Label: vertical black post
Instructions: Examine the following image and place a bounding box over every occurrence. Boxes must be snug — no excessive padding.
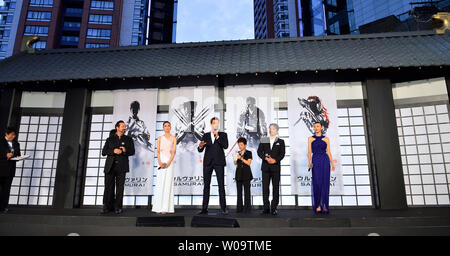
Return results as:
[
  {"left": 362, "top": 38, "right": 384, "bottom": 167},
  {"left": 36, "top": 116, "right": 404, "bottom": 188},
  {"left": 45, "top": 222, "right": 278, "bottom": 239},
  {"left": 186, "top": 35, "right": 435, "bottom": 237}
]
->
[
  {"left": 445, "top": 76, "right": 450, "bottom": 99},
  {"left": 0, "top": 87, "right": 22, "bottom": 131},
  {"left": 362, "top": 79, "right": 407, "bottom": 210},
  {"left": 53, "top": 87, "right": 91, "bottom": 209},
  {"left": 445, "top": 77, "right": 450, "bottom": 115}
]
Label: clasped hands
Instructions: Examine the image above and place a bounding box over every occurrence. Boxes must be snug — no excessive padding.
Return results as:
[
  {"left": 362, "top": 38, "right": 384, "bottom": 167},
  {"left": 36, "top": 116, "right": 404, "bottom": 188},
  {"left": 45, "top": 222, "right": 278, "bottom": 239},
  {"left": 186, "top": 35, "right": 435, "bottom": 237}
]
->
[
  {"left": 265, "top": 156, "right": 276, "bottom": 164},
  {"left": 113, "top": 146, "right": 126, "bottom": 155}
]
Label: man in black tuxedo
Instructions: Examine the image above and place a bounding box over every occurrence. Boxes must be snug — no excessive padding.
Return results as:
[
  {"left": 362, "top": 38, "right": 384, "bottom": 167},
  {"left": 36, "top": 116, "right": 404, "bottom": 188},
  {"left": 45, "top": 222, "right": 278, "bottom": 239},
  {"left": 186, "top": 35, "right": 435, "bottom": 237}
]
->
[
  {"left": 257, "top": 123, "right": 285, "bottom": 215},
  {"left": 101, "top": 120, "right": 135, "bottom": 214},
  {"left": 197, "top": 117, "right": 229, "bottom": 215},
  {"left": 0, "top": 127, "right": 21, "bottom": 214}
]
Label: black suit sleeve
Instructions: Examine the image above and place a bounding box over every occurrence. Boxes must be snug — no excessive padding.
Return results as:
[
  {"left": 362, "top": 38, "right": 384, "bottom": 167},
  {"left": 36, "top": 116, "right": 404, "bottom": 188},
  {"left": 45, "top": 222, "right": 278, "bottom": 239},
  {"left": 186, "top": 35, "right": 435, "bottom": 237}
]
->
[
  {"left": 124, "top": 137, "right": 135, "bottom": 156},
  {"left": 198, "top": 133, "right": 206, "bottom": 152},
  {"left": 102, "top": 138, "right": 115, "bottom": 156},
  {"left": 257, "top": 142, "right": 265, "bottom": 160},
  {"left": 14, "top": 142, "right": 21, "bottom": 157},
  {"left": 216, "top": 132, "right": 228, "bottom": 149},
  {"left": 274, "top": 140, "right": 285, "bottom": 163},
  {"left": 0, "top": 142, "right": 7, "bottom": 160}
]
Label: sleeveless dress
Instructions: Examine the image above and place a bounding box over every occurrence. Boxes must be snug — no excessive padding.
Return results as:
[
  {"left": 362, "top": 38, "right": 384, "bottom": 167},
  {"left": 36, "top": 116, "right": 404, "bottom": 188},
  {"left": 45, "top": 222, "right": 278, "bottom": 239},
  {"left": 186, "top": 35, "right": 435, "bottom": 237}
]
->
[
  {"left": 311, "top": 135, "right": 331, "bottom": 213},
  {"left": 152, "top": 135, "right": 175, "bottom": 213}
]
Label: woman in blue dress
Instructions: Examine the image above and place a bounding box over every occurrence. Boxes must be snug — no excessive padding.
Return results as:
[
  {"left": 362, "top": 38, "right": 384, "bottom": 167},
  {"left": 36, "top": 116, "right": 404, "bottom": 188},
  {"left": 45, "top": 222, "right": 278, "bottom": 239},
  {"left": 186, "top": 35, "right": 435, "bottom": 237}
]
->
[{"left": 308, "top": 122, "right": 335, "bottom": 214}]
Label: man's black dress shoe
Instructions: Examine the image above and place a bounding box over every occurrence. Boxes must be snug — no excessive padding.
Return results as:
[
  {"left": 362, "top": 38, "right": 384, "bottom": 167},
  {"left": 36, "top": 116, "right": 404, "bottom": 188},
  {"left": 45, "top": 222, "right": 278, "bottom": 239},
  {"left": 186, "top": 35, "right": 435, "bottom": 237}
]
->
[
  {"left": 261, "top": 209, "right": 270, "bottom": 214},
  {"left": 198, "top": 209, "right": 208, "bottom": 215},
  {"left": 271, "top": 209, "right": 278, "bottom": 215},
  {"left": 221, "top": 209, "right": 229, "bottom": 215},
  {"left": 115, "top": 208, "right": 123, "bottom": 214}
]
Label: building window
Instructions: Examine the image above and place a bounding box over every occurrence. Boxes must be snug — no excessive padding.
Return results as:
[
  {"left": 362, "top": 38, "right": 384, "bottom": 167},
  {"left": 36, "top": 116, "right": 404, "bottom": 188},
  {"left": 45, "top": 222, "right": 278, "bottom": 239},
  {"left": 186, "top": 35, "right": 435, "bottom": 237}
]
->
[
  {"left": 88, "top": 14, "right": 113, "bottom": 25},
  {"left": 10, "top": 115, "right": 63, "bottom": 206},
  {"left": 87, "top": 28, "right": 111, "bottom": 39},
  {"left": 63, "top": 21, "right": 81, "bottom": 29},
  {"left": 90, "top": 0, "right": 114, "bottom": 11},
  {"left": 32, "top": 41, "right": 47, "bottom": 49},
  {"left": 61, "top": 36, "right": 79, "bottom": 42},
  {"left": 6, "top": 14, "right": 13, "bottom": 24},
  {"left": 65, "top": 8, "right": 83, "bottom": 15},
  {"left": 26, "top": 11, "right": 51, "bottom": 21},
  {"left": 24, "top": 26, "right": 49, "bottom": 36},
  {"left": 29, "top": 0, "right": 53, "bottom": 8},
  {"left": 0, "top": 29, "right": 10, "bottom": 39},
  {"left": 85, "top": 43, "right": 109, "bottom": 48},
  {"left": 0, "top": 43, "right": 7, "bottom": 52},
  {"left": 396, "top": 104, "right": 450, "bottom": 206},
  {"left": 394, "top": 78, "right": 450, "bottom": 206}
]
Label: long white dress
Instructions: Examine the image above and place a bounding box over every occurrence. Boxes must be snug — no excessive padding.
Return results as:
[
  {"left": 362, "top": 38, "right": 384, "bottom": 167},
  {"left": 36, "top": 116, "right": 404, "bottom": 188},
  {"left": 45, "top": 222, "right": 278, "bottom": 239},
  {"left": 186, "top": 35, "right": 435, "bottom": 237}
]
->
[{"left": 152, "top": 135, "right": 175, "bottom": 213}]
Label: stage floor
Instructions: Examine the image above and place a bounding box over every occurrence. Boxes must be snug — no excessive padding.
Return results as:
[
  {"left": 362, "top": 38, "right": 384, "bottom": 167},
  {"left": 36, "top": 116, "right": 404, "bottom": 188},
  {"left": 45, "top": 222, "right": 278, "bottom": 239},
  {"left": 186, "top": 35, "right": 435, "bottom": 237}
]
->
[{"left": 1, "top": 207, "right": 449, "bottom": 236}]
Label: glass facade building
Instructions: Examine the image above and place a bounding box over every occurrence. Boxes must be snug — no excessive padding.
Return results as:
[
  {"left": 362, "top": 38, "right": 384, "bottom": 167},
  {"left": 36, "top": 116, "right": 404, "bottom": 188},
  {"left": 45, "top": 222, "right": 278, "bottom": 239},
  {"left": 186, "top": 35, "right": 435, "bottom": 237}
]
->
[{"left": 254, "top": 0, "right": 450, "bottom": 38}]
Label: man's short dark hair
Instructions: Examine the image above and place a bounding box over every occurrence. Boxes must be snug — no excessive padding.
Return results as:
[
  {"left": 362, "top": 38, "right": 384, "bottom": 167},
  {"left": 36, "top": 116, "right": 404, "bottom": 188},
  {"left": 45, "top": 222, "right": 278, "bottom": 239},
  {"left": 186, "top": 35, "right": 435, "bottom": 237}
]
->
[
  {"left": 313, "top": 121, "right": 322, "bottom": 127},
  {"left": 210, "top": 117, "right": 219, "bottom": 124},
  {"left": 5, "top": 127, "right": 17, "bottom": 135},
  {"left": 269, "top": 123, "right": 279, "bottom": 131},
  {"left": 115, "top": 120, "right": 125, "bottom": 128},
  {"left": 237, "top": 137, "right": 247, "bottom": 145}
]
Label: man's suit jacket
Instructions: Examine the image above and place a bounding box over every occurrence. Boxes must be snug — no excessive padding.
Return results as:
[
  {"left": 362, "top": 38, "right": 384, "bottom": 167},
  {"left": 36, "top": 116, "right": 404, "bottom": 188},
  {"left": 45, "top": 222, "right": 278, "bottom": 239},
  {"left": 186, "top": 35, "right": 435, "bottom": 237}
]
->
[
  {"left": 0, "top": 137, "right": 21, "bottom": 177},
  {"left": 197, "top": 131, "right": 228, "bottom": 167},
  {"left": 257, "top": 137, "right": 285, "bottom": 171},
  {"left": 102, "top": 134, "right": 135, "bottom": 174}
]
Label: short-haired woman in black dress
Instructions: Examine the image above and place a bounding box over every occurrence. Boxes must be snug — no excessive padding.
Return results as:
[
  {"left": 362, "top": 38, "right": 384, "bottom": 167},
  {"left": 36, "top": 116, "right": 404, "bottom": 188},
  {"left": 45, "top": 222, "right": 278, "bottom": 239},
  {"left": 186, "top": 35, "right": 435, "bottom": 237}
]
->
[{"left": 234, "top": 137, "right": 253, "bottom": 213}]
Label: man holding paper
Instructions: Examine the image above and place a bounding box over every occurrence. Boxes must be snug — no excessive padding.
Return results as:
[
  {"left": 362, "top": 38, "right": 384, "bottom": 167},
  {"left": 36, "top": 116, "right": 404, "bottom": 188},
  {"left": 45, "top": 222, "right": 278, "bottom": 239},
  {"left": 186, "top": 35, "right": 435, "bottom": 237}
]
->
[{"left": 0, "top": 127, "right": 21, "bottom": 214}]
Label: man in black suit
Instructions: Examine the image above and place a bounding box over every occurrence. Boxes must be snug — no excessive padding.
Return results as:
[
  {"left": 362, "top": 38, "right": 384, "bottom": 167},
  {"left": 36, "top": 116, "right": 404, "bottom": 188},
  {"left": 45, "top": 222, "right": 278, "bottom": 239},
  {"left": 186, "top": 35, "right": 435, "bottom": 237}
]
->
[
  {"left": 197, "top": 117, "right": 229, "bottom": 215},
  {"left": 0, "top": 127, "right": 21, "bottom": 214},
  {"left": 257, "top": 123, "right": 285, "bottom": 215},
  {"left": 101, "top": 120, "right": 135, "bottom": 214}
]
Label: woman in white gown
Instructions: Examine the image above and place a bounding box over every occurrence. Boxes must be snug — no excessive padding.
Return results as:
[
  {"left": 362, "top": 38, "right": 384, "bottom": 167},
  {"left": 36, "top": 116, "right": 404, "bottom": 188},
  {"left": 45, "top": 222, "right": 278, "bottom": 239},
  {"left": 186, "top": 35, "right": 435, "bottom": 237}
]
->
[{"left": 152, "top": 121, "right": 177, "bottom": 214}]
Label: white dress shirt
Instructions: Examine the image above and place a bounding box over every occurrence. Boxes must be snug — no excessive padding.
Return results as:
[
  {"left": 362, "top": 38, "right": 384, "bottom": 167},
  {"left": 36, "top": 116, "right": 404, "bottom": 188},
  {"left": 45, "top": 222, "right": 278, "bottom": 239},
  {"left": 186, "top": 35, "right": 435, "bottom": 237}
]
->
[
  {"left": 269, "top": 136, "right": 277, "bottom": 150},
  {"left": 5, "top": 137, "right": 13, "bottom": 150},
  {"left": 211, "top": 131, "right": 219, "bottom": 143}
]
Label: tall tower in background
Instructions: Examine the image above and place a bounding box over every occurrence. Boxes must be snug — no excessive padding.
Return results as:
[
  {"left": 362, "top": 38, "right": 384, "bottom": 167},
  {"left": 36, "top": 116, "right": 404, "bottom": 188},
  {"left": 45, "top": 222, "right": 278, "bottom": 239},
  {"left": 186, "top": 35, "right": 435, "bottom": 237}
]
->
[
  {"left": 254, "top": 0, "right": 450, "bottom": 39},
  {"left": 120, "top": 0, "right": 176, "bottom": 46},
  {"left": 254, "top": 0, "right": 356, "bottom": 39},
  {"left": 0, "top": 0, "right": 176, "bottom": 59},
  {"left": 0, "top": 0, "right": 24, "bottom": 59}
]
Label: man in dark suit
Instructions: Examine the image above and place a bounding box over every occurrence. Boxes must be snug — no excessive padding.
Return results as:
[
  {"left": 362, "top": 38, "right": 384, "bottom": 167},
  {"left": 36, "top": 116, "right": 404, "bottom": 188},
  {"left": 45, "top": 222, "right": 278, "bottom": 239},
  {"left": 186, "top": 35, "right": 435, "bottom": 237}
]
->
[
  {"left": 257, "top": 123, "right": 285, "bottom": 215},
  {"left": 101, "top": 120, "right": 135, "bottom": 214},
  {"left": 0, "top": 127, "right": 21, "bottom": 214},
  {"left": 197, "top": 117, "right": 229, "bottom": 215}
]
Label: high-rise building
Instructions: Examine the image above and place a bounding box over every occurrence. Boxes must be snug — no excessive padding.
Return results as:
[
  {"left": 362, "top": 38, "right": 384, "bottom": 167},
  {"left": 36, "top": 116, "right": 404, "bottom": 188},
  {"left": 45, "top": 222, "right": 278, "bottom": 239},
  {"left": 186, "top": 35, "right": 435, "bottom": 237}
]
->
[
  {"left": 0, "top": 0, "right": 176, "bottom": 59},
  {"left": 146, "top": 0, "right": 176, "bottom": 44},
  {"left": 119, "top": 0, "right": 176, "bottom": 46},
  {"left": 254, "top": 0, "right": 356, "bottom": 39},
  {"left": 355, "top": 0, "right": 450, "bottom": 34},
  {"left": 0, "top": 0, "right": 24, "bottom": 59},
  {"left": 254, "top": 0, "right": 450, "bottom": 39}
]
